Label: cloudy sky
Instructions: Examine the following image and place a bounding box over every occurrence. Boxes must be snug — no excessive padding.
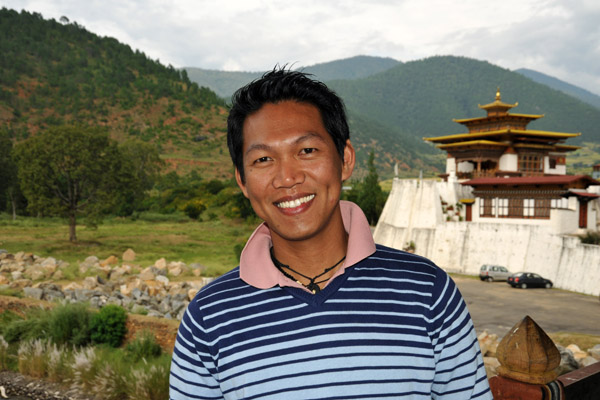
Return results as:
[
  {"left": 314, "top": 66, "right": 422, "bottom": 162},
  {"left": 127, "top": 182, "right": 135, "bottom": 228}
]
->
[{"left": 4, "top": 0, "right": 600, "bottom": 95}]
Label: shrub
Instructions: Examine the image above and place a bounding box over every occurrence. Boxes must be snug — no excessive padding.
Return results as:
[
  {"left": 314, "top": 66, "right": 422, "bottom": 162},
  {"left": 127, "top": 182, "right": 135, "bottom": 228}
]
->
[
  {"left": 125, "top": 330, "right": 162, "bottom": 362},
  {"left": 128, "top": 356, "right": 171, "bottom": 400},
  {"left": 183, "top": 199, "right": 206, "bottom": 220},
  {"left": 0, "top": 335, "right": 9, "bottom": 370},
  {"left": 46, "top": 343, "right": 72, "bottom": 383},
  {"left": 580, "top": 231, "right": 600, "bottom": 245},
  {"left": 48, "top": 303, "right": 92, "bottom": 347},
  {"left": 18, "top": 339, "right": 47, "bottom": 378},
  {"left": 90, "top": 305, "right": 127, "bottom": 348}
]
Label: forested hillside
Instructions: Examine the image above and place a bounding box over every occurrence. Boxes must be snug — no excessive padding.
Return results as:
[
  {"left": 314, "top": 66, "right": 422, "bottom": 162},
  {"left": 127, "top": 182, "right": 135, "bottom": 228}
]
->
[
  {"left": 184, "top": 55, "right": 401, "bottom": 99},
  {"left": 0, "top": 8, "right": 231, "bottom": 178},
  {"left": 329, "top": 56, "right": 600, "bottom": 144},
  {"left": 516, "top": 68, "right": 600, "bottom": 110}
]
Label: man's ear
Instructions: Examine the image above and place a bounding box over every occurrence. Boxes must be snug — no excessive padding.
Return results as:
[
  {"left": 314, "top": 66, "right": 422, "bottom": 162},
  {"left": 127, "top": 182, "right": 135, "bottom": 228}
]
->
[
  {"left": 235, "top": 168, "right": 249, "bottom": 198},
  {"left": 341, "top": 139, "right": 356, "bottom": 181}
]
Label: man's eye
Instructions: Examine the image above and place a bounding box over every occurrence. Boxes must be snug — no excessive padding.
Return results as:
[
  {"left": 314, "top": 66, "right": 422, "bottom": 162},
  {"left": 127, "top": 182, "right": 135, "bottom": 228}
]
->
[
  {"left": 254, "top": 156, "right": 271, "bottom": 164},
  {"left": 301, "top": 148, "right": 317, "bottom": 155}
]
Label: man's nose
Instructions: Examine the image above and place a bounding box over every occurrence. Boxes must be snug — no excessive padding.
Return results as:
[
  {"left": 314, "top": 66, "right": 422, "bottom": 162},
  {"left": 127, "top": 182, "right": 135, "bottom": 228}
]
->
[{"left": 273, "top": 158, "right": 304, "bottom": 188}]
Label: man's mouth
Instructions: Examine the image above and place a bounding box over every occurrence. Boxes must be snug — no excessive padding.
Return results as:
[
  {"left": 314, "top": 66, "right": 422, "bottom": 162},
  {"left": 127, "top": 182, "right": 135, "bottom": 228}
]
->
[{"left": 276, "top": 194, "right": 315, "bottom": 209}]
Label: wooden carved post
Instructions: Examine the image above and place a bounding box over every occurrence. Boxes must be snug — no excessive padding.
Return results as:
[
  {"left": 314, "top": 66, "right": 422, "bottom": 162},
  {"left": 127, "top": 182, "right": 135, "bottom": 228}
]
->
[{"left": 489, "top": 315, "right": 562, "bottom": 399}]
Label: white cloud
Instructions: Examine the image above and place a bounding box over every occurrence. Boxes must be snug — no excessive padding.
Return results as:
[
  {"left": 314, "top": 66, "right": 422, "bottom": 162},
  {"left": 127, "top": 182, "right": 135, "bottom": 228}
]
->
[{"left": 2, "top": 0, "right": 600, "bottom": 94}]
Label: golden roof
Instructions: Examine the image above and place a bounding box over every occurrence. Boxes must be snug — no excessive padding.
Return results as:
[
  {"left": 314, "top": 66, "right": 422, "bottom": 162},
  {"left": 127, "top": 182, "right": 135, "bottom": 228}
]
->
[
  {"left": 424, "top": 128, "right": 581, "bottom": 143},
  {"left": 478, "top": 88, "right": 518, "bottom": 110},
  {"left": 453, "top": 113, "right": 544, "bottom": 124},
  {"left": 437, "top": 140, "right": 508, "bottom": 149}
]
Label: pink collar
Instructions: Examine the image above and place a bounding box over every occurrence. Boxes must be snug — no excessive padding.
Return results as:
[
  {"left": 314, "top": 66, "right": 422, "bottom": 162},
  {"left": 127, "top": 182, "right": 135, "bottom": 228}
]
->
[{"left": 239, "top": 200, "right": 376, "bottom": 290}]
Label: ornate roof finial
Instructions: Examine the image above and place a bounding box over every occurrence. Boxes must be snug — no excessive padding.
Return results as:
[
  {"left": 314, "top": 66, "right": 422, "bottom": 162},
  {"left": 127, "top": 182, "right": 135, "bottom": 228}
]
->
[{"left": 496, "top": 87, "right": 501, "bottom": 101}]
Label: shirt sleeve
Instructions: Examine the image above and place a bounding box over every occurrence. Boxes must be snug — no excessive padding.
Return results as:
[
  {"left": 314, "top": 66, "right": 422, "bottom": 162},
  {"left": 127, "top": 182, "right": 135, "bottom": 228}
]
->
[
  {"left": 427, "top": 271, "right": 493, "bottom": 399},
  {"left": 169, "top": 304, "right": 224, "bottom": 400}
]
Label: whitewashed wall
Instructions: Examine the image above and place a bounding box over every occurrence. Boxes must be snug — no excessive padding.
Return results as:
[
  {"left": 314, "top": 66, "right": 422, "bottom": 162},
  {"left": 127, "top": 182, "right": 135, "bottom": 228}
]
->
[{"left": 374, "top": 179, "right": 600, "bottom": 296}]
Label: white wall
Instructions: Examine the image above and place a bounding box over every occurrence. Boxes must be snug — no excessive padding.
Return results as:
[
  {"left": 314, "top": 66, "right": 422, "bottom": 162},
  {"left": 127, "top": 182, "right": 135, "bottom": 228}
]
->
[
  {"left": 374, "top": 178, "right": 600, "bottom": 296},
  {"left": 499, "top": 153, "right": 518, "bottom": 172}
]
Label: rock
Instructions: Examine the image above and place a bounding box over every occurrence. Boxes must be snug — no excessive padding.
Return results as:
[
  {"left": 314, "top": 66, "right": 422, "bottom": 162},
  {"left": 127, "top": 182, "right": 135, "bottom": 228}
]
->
[
  {"left": 588, "top": 344, "right": 600, "bottom": 360},
  {"left": 10, "top": 271, "right": 22, "bottom": 280},
  {"left": 168, "top": 265, "right": 184, "bottom": 277},
  {"left": 146, "top": 280, "right": 164, "bottom": 297},
  {"left": 155, "top": 258, "right": 167, "bottom": 270},
  {"left": 139, "top": 268, "right": 155, "bottom": 281},
  {"left": 0, "top": 274, "right": 7, "bottom": 284},
  {"left": 188, "top": 288, "right": 199, "bottom": 301},
  {"left": 51, "top": 269, "right": 64, "bottom": 280},
  {"left": 23, "top": 287, "right": 43, "bottom": 300},
  {"left": 566, "top": 344, "right": 588, "bottom": 361},
  {"left": 483, "top": 356, "right": 500, "bottom": 378},
  {"left": 82, "top": 276, "right": 98, "bottom": 290},
  {"left": 44, "top": 289, "right": 65, "bottom": 302},
  {"left": 29, "top": 267, "right": 46, "bottom": 281},
  {"left": 100, "top": 255, "right": 119, "bottom": 267},
  {"left": 122, "top": 248, "right": 136, "bottom": 262},
  {"left": 580, "top": 356, "right": 599, "bottom": 367},
  {"left": 62, "top": 282, "right": 83, "bottom": 291},
  {"left": 156, "top": 275, "right": 170, "bottom": 286},
  {"left": 40, "top": 257, "right": 57, "bottom": 267},
  {"left": 556, "top": 345, "right": 579, "bottom": 375},
  {"left": 477, "top": 330, "right": 499, "bottom": 357}
]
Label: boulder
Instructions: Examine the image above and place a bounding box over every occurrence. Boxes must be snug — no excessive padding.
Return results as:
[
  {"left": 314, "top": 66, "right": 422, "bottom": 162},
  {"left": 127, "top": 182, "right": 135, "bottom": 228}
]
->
[
  {"left": 40, "top": 257, "right": 57, "bottom": 267},
  {"left": 100, "top": 255, "right": 119, "bottom": 267},
  {"left": 580, "top": 356, "right": 599, "bottom": 368},
  {"left": 11, "top": 271, "right": 22, "bottom": 280},
  {"left": 122, "top": 248, "right": 136, "bottom": 262},
  {"left": 139, "top": 267, "right": 155, "bottom": 281},
  {"left": 82, "top": 276, "right": 98, "bottom": 290},
  {"left": 566, "top": 344, "right": 588, "bottom": 362},
  {"left": 588, "top": 344, "right": 600, "bottom": 360},
  {"left": 556, "top": 345, "right": 579, "bottom": 375},
  {"left": 188, "top": 288, "right": 199, "bottom": 301},
  {"left": 477, "top": 331, "right": 499, "bottom": 357},
  {"left": 0, "top": 274, "right": 8, "bottom": 285},
  {"left": 155, "top": 258, "right": 167, "bottom": 270},
  {"left": 23, "top": 287, "right": 43, "bottom": 300},
  {"left": 483, "top": 356, "right": 500, "bottom": 378},
  {"left": 156, "top": 275, "right": 170, "bottom": 286}
]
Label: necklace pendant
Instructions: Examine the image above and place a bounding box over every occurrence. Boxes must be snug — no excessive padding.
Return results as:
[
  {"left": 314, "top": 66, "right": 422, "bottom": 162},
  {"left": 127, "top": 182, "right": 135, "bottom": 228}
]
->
[{"left": 307, "top": 282, "right": 320, "bottom": 294}]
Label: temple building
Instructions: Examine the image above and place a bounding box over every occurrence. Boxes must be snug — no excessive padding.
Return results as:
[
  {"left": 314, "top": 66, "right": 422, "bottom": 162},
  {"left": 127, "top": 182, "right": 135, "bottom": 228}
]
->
[
  {"left": 373, "top": 90, "right": 600, "bottom": 296},
  {"left": 423, "top": 89, "right": 600, "bottom": 230}
]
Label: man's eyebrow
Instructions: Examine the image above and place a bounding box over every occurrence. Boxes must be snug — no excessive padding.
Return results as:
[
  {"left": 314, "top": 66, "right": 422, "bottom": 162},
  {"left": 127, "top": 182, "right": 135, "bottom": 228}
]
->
[{"left": 244, "top": 132, "right": 326, "bottom": 156}]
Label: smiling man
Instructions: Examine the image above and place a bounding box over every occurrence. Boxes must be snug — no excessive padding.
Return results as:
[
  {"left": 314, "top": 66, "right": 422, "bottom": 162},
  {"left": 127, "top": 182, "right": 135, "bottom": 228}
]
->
[{"left": 169, "top": 68, "right": 492, "bottom": 399}]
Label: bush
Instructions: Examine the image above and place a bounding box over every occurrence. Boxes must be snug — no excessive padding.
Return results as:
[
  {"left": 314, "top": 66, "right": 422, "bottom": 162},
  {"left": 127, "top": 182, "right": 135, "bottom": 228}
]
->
[
  {"left": 183, "top": 199, "right": 206, "bottom": 220},
  {"left": 48, "top": 303, "right": 92, "bottom": 347},
  {"left": 125, "top": 330, "right": 162, "bottom": 362},
  {"left": 580, "top": 231, "right": 600, "bottom": 245},
  {"left": 90, "top": 305, "right": 127, "bottom": 348}
]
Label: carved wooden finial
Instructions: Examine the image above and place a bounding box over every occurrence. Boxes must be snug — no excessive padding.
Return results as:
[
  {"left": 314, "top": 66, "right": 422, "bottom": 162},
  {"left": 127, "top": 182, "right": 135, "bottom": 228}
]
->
[{"left": 496, "top": 315, "right": 561, "bottom": 384}]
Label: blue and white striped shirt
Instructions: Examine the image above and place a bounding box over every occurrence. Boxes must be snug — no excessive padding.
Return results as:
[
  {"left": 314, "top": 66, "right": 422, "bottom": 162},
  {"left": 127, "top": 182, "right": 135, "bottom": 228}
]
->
[{"left": 170, "top": 245, "right": 492, "bottom": 399}]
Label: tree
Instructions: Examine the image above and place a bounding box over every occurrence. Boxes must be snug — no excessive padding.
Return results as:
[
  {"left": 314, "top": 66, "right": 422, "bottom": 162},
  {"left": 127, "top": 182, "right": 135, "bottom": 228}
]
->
[
  {"left": 14, "top": 125, "right": 123, "bottom": 242},
  {"left": 113, "top": 139, "right": 163, "bottom": 216},
  {"left": 348, "top": 150, "right": 386, "bottom": 226},
  {"left": 0, "top": 131, "right": 22, "bottom": 219}
]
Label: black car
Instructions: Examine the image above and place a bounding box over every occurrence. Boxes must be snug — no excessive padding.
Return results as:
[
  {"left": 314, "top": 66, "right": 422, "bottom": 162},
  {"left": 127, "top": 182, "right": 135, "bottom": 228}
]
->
[{"left": 507, "top": 272, "right": 553, "bottom": 289}]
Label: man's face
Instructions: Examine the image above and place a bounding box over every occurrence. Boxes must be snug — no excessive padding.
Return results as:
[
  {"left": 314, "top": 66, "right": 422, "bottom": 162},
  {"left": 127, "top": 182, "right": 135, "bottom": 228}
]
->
[{"left": 236, "top": 100, "right": 355, "bottom": 243}]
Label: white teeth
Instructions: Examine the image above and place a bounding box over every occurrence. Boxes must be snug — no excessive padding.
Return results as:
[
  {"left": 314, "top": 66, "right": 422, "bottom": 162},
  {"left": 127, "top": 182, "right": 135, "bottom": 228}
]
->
[{"left": 277, "top": 195, "right": 315, "bottom": 209}]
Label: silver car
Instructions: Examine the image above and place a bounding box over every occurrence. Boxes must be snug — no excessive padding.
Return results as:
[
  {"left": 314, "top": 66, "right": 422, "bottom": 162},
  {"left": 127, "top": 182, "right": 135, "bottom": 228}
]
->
[{"left": 479, "top": 264, "right": 511, "bottom": 282}]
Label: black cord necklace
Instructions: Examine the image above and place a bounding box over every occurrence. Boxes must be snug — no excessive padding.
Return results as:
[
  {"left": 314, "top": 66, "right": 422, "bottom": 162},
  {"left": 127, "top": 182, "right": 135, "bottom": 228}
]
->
[{"left": 270, "top": 247, "right": 346, "bottom": 294}]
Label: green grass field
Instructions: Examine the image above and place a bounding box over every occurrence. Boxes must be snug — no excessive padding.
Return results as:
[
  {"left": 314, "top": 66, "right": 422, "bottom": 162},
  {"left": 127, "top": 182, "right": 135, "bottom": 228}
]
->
[{"left": 0, "top": 212, "right": 257, "bottom": 277}]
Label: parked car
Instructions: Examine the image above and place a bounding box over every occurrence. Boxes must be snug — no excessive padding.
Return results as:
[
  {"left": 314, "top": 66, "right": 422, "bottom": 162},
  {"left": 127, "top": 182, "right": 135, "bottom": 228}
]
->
[
  {"left": 507, "top": 272, "right": 553, "bottom": 289},
  {"left": 479, "top": 264, "right": 511, "bottom": 282}
]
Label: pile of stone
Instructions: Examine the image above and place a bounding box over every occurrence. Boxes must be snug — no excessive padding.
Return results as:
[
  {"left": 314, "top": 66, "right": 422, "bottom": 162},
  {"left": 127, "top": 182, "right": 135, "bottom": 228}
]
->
[
  {"left": 0, "top": 249, "right": 214, "bottom": 320},
  {"left": 477, "top": 330, "right": 600, "bottom": 378}
]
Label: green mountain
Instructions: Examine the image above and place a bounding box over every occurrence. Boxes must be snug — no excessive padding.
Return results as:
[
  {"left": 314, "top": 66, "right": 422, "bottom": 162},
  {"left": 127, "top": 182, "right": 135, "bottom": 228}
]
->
[
  {"left": 184, "top": 56, "right": 401, "bottom": 98},
  {"left": 515, "top": 68, "right": 600, "bottom": 110},
  {"left": 329, "top": 56, "right": 600, "bottom": 145},
  {"left": 0, "top": 8, "right": 232, "bottom": 179}
]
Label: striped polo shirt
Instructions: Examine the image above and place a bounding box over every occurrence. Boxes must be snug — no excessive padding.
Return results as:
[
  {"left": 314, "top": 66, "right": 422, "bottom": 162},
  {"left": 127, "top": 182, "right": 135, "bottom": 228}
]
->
[{"left": 170, "top": 202, "right": 492, "bottom": 399}]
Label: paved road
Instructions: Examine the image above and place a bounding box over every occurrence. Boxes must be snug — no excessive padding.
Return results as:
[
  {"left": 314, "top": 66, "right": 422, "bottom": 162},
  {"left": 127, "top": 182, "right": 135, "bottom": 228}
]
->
[{"left": 453, "top": 277, "right": 600, "bottom": 338}]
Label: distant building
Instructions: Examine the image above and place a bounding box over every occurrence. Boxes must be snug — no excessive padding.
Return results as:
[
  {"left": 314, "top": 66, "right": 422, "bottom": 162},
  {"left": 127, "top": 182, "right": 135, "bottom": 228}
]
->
[
  {"left": 422, "top": 89, "right": 599, "bottom": 230},
  {"left": 373, "top": 90, "right": 600, "bottom": 296}
]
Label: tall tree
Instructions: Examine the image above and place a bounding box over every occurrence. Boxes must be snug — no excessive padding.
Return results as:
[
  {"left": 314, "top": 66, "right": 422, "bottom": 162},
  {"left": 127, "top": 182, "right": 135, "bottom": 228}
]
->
[
  {"left": 351, "top": 150, "right": 386, "bottom": 225},
  {"left": 14, "top": 125, "right": 122, "bottom": 241},
  {"left": 0, "top": 131, "right": 22, "bottom": 219}
]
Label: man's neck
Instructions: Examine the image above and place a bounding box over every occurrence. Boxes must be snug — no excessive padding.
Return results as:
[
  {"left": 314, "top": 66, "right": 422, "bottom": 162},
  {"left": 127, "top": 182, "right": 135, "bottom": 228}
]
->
[{"left": 270, "top": 211, "right": 348, "bottom": 278}]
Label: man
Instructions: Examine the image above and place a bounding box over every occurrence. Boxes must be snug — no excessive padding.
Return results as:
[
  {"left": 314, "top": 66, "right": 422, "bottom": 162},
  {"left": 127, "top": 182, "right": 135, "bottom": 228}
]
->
[{"left": 170, "top": 68, "right": 492, "bottom": 399}]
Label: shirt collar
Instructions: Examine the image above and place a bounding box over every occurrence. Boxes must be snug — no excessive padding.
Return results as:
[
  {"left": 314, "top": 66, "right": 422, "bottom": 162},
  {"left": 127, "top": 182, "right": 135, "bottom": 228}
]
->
[{"left": 239, "top": 200, "right": 376, "bottom": 289}]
